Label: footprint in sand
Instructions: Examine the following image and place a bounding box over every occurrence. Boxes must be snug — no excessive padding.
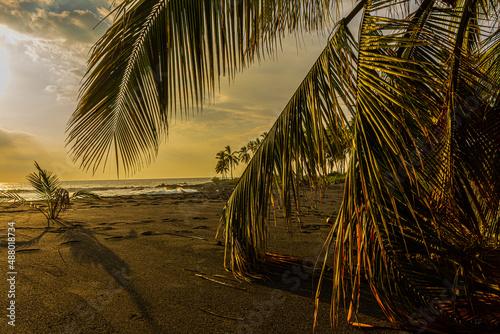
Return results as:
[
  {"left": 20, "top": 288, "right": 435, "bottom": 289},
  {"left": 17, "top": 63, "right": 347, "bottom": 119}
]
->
[
  {"left": 93, "top": 226, "right": 114, "bottom": 231},
  {"left": 161, "top": 218, "right": 180, "bottom": 222},
  {"left": 141, "top": 231, "right": 162, "bottom": 236},
  {"left": 104, "top": 236, "right": 124, "bottom": 240}
]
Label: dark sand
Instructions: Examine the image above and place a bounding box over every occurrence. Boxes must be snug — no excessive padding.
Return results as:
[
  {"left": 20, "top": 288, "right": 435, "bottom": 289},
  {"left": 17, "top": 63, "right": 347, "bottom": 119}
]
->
[{"left": 1, "top": 183, "right": 401, "bottom": 333}]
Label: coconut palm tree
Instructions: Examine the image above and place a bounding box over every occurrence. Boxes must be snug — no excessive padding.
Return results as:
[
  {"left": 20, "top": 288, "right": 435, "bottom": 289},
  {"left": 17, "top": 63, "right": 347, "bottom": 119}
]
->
[
  {"left": 246, "top": 140, "right": 259, "bottom": 154},
  {"left": 0, "top": 162, "right": 100, "bottom": 226},
  {"left": 238, "top": 146, "right": 251, "bottom": 164},
  {"left": 66, "top": 0, "right": 500, "bottom": 332},
  {"left": 224, "top": 145, "right": 239, "bottom": 179},
  {"left": 215, "top": 150, "right": 229, "bottom": 179}
]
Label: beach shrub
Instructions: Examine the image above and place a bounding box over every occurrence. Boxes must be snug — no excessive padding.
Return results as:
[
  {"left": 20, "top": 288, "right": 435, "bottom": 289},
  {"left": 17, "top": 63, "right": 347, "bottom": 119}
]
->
[
  {"left": 0, "top": 161, "right": 100, "bottom": 226},
  {"left": 318, "top": 172, "right": 346, "bottom": 185},
  {"left": 212, "top": 176, "right": 239, "bottom": 185}
]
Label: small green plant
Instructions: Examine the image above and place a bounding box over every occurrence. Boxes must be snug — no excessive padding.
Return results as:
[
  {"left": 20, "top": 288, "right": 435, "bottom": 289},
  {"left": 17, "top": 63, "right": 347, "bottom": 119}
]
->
[{"left": 0, "top": 161, "right": 100, "bottom": 227}]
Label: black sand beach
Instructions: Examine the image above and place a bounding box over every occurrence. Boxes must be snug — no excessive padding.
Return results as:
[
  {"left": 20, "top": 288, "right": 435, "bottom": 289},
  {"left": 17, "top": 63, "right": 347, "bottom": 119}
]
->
[{"left": 1, "top": 184, "right": 401, "bottom": 333}]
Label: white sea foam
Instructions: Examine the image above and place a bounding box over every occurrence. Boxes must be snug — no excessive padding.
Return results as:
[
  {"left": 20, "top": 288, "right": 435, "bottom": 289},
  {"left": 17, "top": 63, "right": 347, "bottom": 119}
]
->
[{"left": 0, "top": 177, "right": 211, "bottom": 201}]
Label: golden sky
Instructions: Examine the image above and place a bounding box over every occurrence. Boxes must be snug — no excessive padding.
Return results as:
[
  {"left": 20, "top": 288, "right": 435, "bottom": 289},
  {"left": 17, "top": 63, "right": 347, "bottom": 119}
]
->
[{"left": 0, "top": 0, "right": 347, "bottom": 182}]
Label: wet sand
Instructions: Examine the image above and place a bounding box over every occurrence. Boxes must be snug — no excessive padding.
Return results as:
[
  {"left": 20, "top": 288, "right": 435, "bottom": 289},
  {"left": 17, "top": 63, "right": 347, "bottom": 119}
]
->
[{"left": 0, "top": 183, "right": 400, "bottom": 333}]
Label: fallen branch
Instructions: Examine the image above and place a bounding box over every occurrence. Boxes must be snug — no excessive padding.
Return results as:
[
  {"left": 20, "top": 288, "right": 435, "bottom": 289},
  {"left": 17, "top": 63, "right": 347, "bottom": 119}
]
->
[
  {"left": 164, "top": 232, "right": 207, "bottom": 241},
  {"left": 195, "top": 274, "right": 246, "bottom": 291}
]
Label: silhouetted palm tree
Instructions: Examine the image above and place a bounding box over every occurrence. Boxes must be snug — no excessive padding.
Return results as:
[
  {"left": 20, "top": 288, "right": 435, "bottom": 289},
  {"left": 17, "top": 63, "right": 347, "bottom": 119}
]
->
[
  {"left": 224, "top": 145, "right": 239, "bottom": 179},
  {"left": 247, "top": 140, "right": 259, "bottom": 154},
  {"left": 238, "top": 146, "right": 251, "bottom": 164},
  {"left": 215, "top": 151, "right": 229, "bottom": 179}
]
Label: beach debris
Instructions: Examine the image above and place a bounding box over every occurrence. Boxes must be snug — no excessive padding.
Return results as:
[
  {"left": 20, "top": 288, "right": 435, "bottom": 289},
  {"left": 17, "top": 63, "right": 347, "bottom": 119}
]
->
[
  {"left": 212, "top": 274, "right": 239, "bottom": 283},
  {"left": 185, "top": 269, "right": 242, "bottom": 285},
  {"left": 164, "top": 232, "right": 207, "bottom": 240},
  {"left": 195, "top": 273, "right": 246, "bottom": 291},
  {"left": 57, "top": 249, "right": 67, "bottom": 266},
  {"left": 199, "top": 308, "right": 244, "bottom": 321}
]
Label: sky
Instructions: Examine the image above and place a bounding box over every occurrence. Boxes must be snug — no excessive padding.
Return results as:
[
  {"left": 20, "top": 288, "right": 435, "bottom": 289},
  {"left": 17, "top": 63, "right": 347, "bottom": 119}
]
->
[{"left": 0, "top": 0, "right": 339, "bottom": 182}]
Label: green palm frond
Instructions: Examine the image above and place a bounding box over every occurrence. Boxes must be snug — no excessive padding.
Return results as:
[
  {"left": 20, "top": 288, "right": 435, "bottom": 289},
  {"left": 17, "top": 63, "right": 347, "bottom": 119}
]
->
[
  {"left": 27, "top": 161, "right": 61, "bottom": 201},
  {"left": 66, "top": 0, "right": 336, "bottom": 176},
  {"left": 316, "top": 0, "right": 500, "bottom": 331},
  {"left": 218, "top": 17, "right": 358, "bottom": 279},
  {"left": 70, "top": 190, "right": 102, "bottom": 201},
  {"left": 1, "top": 162, "right": 101, "bottom": 225}
]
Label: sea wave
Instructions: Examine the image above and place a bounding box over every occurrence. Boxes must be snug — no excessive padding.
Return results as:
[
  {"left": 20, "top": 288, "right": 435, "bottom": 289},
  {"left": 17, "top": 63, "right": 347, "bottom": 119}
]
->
[
  {"left": 0, "top": 177, "right": 210, "bottom": 201},
  {"left": 146, "top": 187, "right": 199, "bottom": 195}
]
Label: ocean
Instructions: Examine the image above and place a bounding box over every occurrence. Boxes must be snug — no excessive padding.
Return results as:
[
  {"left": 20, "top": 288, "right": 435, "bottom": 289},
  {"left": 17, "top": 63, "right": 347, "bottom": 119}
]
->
[{"left": 0, "top": 177, "right": 213, "bottom": 201}]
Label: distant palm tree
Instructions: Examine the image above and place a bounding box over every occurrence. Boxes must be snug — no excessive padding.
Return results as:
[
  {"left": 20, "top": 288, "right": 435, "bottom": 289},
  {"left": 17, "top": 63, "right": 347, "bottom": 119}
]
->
[
  {"left": 66, "top": 0, "right": 500, "bottom": 332},
  {"left": 254, "top": 137, "right": 262, "bottom": 148},
  {"left": 238, "top": 146, "right": 251, "bottom": 164},
  {"left": 215, "top": 151, "right": 229, "bottom": 179},
  {"left": 224, "top": 145, "right": 239, "bottom": 179},
  {"left": 247, "top": 140, "right": 259, "bottom": 154},
  {"left": 0, "top": 162, "right": 100, "bottom": 226}
]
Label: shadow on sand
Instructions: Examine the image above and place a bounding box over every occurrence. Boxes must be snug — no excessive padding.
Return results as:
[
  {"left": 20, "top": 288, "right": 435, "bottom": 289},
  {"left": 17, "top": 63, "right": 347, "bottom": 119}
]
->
[
  {"left": 57, "top": 224, "right": 163, "bottom": 331},
  {"left": 56, "top": 223, "right": 165, "bottom": 330},
  {"left": 252, "top": 259, "right": 399, "bottom": 332}
]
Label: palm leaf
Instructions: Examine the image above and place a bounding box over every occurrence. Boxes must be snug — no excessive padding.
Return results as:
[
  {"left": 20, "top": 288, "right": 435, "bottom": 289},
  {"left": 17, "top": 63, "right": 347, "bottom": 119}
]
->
[
  {"left": 316, "top": 0, "right": 500, "bottom": 331},
  {"left": 70, "top": 190, "right": 102, "bottom": 201},
  {"left": 66, "top": 0, "right": 336, "bottom": 176},
  {"left": 218, "top": 14, "right": 358, "bottom": 279},
  {"left": 26, "top": 161, "right": 61, "bottom": 201}
]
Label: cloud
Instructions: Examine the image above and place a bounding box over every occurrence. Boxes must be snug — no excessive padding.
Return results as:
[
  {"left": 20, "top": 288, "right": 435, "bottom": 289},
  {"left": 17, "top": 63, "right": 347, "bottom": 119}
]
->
[
  {"left": 0, "top": 0, "right": 111, "bottom": 44},
  {"left": 0, "top": 29, "right": 90, "bottom": 109},
  {"left": 0, "top": 128, "right": 56, "bottom": 181}
]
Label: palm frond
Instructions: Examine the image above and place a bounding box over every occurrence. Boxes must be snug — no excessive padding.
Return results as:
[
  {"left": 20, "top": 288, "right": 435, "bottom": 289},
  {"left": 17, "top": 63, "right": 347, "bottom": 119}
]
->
[
  {"left": 66, "top": 0, "right": 336, "bottom": 176},
  {"left": 70, "top": 190, "right": 102, "bottom": 201},
  {"left": 27, "top": 161, "right": 61, "bottom": 201},
  {"left": 218, "top": 17, "right": 358, "bottom": 280},
  {"left": 316, "top": 0, "right": 500, "bottom": 331}
]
